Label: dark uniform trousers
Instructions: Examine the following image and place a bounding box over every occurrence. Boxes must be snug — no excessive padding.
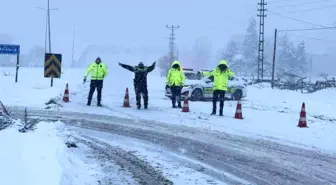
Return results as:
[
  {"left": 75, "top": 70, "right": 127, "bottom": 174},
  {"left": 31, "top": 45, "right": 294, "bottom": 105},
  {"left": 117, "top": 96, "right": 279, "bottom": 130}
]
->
[
  {"left": 212, "top": 90, "right": 226, "bottom": 114},
  {"left": 170, "top": 85, "right": 182, "bottom": 106},
  {"left": 88, "top": 80, "right": 103, "bottom": 104},
  {"left": 134, "top": 80, "right": 148, "bottom": 108}
]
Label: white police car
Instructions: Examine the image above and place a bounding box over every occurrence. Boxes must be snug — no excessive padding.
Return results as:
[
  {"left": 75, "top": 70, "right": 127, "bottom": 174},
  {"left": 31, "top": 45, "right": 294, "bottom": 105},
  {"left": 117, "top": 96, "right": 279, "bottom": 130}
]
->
[{"left": 165, "top": 71, "right": 247, "bottom": 101}]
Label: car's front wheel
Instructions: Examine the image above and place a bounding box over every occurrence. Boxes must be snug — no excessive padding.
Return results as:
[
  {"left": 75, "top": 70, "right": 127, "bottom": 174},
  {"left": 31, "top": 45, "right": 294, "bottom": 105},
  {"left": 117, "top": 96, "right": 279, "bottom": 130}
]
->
[{"left": 190, "top": 89, "right": 203, "bottom": 101}]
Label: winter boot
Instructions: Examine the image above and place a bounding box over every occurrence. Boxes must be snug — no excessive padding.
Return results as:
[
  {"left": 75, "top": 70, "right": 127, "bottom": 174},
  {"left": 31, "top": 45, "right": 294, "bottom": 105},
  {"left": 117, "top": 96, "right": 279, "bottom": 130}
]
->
[
  {"left": 211, "top": 108, "right": 216, "bottom": 115},
  {"left": 144, "top": 104, "right": 148, "bottom": 109},
  {"left": 87, "top": 99, "right": 91, "bottom": 106},
  {"left": 219, "top": 100, "right": 224, "bottom": 116},
  {"left": 97, "top": 99, "right": 102, "bottom": 107}
]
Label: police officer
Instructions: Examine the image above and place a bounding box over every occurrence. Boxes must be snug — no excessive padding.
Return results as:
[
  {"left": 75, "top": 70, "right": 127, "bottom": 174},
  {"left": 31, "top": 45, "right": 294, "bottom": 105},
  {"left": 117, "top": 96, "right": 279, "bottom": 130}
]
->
[
  {"left": 119, "top": 61, "right": 156, "bottom": 109},
  {"left": 166, "top": 60, "right": 185, "bottom": 108},
  {"left": 83, "top": 57, "right": 108, "bottom": 107},
  {"left": 199, "top": 60, "right": 235, "bottom": 116}
]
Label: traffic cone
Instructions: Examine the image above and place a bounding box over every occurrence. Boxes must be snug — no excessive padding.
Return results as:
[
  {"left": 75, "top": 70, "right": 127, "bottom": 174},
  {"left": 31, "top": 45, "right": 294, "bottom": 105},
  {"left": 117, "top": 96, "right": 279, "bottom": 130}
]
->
[
  {"left": 298, "top": 102, "right": 308, "bottom": 128},
  {"left": 123, "top": 88, "right": 131, "bottom": 107},
  {"left": 234, "top": 100, "right": 243, "bottom": 119},
  {"left": 62, "top": 83, "right": 70, "bottom": 102},
  {"left": 181, "top": 92, "right": 190, "bottom": 112}
]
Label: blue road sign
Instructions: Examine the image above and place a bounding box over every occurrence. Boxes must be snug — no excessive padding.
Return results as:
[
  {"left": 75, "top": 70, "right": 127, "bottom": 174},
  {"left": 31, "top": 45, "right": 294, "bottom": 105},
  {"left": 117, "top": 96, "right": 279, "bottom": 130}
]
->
[{"left": 0, "top": 44, "right": 20, "bottom": 55}]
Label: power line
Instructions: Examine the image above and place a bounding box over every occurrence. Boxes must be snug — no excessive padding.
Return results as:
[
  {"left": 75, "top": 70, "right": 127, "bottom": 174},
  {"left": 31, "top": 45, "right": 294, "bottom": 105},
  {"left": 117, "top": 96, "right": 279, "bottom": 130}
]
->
[
  {"left": 268, "top": 11, "right": 330, "bottom": 28},
  {"left": 278, "top": 26, "right": 336, "bottom": 32},
  {"left": 284, "top": 4, "right": 336, "bottom": 14},
  {"left": 286, "top": 33, "right": 336, "bottom": 44},
  {"left": 268, "top": 0, "right": 305, "bottom": 4},
  {"left": 273, "top": 0, "right": 330, "bottom": 8}
]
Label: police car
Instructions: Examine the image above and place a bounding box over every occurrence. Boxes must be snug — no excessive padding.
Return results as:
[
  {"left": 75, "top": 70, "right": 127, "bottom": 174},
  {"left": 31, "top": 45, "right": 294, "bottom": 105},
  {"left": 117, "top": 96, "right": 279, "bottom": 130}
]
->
[{"left": 165, "top": 69, "right": 247, "bottom": 101}]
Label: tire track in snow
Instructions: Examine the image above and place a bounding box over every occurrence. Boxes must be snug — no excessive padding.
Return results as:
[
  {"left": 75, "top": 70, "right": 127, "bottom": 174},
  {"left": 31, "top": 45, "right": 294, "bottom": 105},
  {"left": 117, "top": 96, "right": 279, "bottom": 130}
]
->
[
  {"left": 70, "top": 120, "right": 336, "bottom": 185},
  {"left": 74, "top": 135, "right": 173, "bottom": 185}
]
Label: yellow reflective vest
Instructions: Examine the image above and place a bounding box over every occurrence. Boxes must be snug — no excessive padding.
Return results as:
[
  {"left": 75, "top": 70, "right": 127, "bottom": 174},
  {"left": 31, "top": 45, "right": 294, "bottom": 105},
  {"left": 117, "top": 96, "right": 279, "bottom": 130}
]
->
[
  {"left": 166, "top": 61, "right": 185, "bottom": 86},
  {"left": 84, "top": 62, "right": 108, "bottom": 80},
  {"left": 201, "top": 67, "right": 234, "bottom": 91}
]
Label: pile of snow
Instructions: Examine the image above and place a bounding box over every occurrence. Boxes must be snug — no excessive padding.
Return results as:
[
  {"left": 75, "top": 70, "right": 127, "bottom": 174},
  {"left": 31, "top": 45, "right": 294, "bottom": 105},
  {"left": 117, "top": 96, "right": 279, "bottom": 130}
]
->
[{"left": 0, "top": 121, "right": 99, "bottom": 185}]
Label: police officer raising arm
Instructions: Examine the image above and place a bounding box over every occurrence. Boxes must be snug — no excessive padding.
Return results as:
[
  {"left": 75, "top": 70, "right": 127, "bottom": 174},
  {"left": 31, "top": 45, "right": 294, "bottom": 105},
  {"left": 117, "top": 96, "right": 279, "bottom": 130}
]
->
[
  {"left": 199, "top": 60, "right": 235, "bottom": 116},
  {"left": 119, "top": 61, "right": 156, "bottom": 109}
]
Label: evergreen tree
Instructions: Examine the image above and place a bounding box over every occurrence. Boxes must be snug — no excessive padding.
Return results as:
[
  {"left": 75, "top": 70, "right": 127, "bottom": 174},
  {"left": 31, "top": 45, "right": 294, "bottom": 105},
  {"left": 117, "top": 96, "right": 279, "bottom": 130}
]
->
[
  {"left": 242, "top": 17, "right": 258, "bottom": 75},
  {"left": 294, "top": 41, "right": 309, "bottom": 76},
  {"left": 223, "top": 40, "right": 244, "bottom": 75},
  {"left": 277, "top": 34, "right": 296, "bottom": 75},
  {"left": 223, "top": 40, "right": 238, "bottom": 62}
]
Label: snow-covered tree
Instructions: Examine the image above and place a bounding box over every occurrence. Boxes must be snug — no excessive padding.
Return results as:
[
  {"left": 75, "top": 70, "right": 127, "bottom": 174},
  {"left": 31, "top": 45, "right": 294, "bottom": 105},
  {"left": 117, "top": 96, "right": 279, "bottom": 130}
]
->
[
  {"left": 294, "top": 41, "right": 308, "bottom": 76},
  {"left": 242, "top": 17, "right": 258, "bottom": 75},
  {"left": 277, "top": 34, "right": 296, "bottom": 75},
  {"left": 191, "top": 36, "right": 212, "bottom": 69},
  {"left": 223, "top": 40, "right": 238, "bottom": 62},
  {"left": 222, "top": 40, "right": 245, "bottom": 76}
]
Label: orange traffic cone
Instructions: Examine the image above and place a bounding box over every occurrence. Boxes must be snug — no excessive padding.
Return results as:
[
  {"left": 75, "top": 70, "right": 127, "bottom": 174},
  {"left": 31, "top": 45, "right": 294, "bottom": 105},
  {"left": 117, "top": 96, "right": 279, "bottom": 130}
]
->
[
  {"left": 123, "top": 88, "right": 131, "bottom": 107},
  {"left": 298, "top": 102, "right": 308, "bottom": 128},
  {"left": 234, "top": 100, "right": 243, "bottom": 119},
  {"left": 181, "top": 92, "right": 190, "bottom": 112},
  {"left": 63, "top": 83, "right": 70, "bottom": 102}
]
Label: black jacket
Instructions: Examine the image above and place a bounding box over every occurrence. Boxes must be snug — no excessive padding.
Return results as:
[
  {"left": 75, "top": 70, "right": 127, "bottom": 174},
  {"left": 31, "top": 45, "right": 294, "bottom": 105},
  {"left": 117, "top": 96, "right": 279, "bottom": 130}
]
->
[{"left": 119, "top": 62, "right": 156, "bottom": 88}]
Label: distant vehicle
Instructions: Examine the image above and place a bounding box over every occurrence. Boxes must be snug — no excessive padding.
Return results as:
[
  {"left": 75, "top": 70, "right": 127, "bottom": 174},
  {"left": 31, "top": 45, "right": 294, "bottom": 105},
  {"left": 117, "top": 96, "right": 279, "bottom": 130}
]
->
[{"left": 165, "top": 74, "right": 247, "bottom": 101}]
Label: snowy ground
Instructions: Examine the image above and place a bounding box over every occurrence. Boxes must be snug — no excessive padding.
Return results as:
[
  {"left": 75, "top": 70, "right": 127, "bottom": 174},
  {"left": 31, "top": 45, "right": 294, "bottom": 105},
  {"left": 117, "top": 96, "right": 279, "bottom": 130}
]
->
[
  {"left": 1, "top": 66, "right": 336, "bottom": 184},
  {"left": 0, "top": 120, "right": 105, "bottom": 185}
]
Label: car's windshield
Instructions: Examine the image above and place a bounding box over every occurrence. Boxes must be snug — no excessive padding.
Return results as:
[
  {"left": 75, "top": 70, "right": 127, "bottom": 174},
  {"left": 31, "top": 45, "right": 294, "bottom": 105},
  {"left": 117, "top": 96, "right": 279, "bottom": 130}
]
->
[{"left": 185, "top": 72, "right": 201, "bottom": 80}]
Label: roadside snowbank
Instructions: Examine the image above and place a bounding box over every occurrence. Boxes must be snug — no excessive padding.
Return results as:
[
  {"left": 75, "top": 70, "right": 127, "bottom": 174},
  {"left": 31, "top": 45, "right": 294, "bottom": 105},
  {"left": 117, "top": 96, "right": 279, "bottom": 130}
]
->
[{"left": 0, "top": 121, "right": 99, "bottom": 185}]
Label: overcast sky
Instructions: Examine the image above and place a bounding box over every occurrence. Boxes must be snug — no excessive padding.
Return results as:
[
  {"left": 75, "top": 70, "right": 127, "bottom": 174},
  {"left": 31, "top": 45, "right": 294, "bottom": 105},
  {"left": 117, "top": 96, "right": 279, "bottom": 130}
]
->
[{"left": 1, "top": 0, "right": 335, "bottom": 60}]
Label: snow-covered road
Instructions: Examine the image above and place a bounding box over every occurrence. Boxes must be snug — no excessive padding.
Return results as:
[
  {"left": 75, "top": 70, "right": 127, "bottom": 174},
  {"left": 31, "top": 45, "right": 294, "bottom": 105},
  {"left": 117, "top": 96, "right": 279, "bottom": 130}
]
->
[{"left": 11, "top": 107, "right": 336, "bottom": 185}]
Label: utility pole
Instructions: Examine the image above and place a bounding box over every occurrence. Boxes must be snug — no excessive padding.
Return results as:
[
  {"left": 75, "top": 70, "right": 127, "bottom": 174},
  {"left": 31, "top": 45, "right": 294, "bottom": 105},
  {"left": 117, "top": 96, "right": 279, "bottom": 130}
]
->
[
  {"left": 166, "top": 25, "right": 179, "bottom": 66},
  {"left": 71, "top": 25, "right": 75, "bottom": 68},
  {"left": 257, "top": 0, "right": 267, "bottom": 82},
  {"left": 37, "top": 0, "right": 58, "bottom": 87},
  {"left": 271, "top": 28, "right": 277, "bottom": 89},
  {"left": 309, "top": 57, "right": 313, "bottom": 82}
]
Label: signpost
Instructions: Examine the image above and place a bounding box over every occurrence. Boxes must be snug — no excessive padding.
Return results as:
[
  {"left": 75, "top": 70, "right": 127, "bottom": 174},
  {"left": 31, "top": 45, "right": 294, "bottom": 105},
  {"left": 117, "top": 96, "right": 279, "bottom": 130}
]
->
[
  {"left": 44, "top": 53, "right": 62, "bottom": 87},
  {"left": 0, "top": 44, "right": 20, "bottom": 82}
]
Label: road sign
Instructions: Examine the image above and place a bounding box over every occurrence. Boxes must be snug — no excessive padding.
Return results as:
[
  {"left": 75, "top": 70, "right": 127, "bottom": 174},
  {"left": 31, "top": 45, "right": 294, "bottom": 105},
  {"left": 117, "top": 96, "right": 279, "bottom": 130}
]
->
[
  {"left": 0, "top": 44, "right": 21, "bottom": 82},
  {"left": 44, "top": 53, "right": 62, "bottom": 78},
  {"left": 0, "top": 44, "right": 20, "bottom": 55}
]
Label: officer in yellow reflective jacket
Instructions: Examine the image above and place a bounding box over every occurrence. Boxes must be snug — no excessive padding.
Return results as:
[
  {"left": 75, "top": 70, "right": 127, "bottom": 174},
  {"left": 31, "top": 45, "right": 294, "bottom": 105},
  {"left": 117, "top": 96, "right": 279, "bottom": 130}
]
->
[
  {"left": 83, "top": 57, "right": 108, "bottom": 106},
  {"left": 166, "top": 60, "right": 185, "bottom": 108},
  {"left": 200, "top": 60, "right": 235, "bottom": 116}
]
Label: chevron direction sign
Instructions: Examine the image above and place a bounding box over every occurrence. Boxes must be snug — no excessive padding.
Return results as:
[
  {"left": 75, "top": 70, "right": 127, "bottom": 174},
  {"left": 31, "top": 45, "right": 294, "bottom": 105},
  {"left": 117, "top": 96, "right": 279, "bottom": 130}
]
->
[{"left": 44, "top": 53, "right": 62, "bottom": 78}]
